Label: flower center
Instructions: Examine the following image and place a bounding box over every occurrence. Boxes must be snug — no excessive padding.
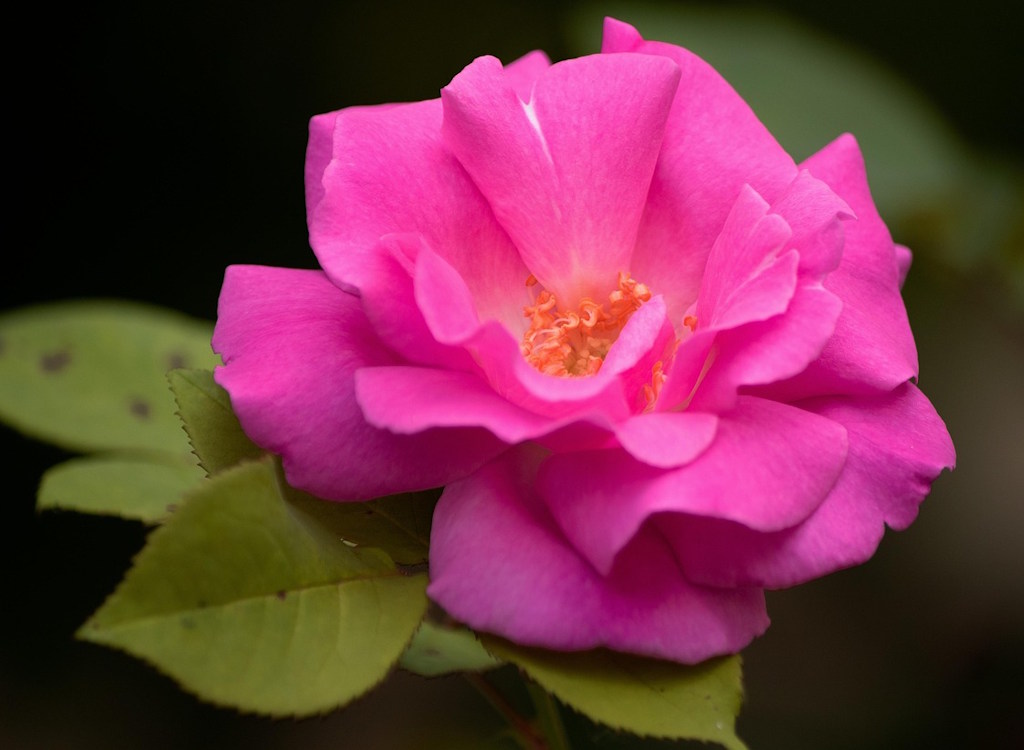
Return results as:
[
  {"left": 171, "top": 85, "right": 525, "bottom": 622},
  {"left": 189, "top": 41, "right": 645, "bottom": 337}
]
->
[{"left": 520, "top": 271, "right": 651, "bottom": 377}]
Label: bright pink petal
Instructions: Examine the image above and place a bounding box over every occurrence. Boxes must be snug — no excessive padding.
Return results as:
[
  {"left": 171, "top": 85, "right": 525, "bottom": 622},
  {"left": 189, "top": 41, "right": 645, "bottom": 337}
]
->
[
  {"left": 355, "top": 365, "right": 622, "bottom": 455},
  {"left": 664, "top": 174, "right": 850, "bottom": 413},
  {"left": 306, "top": 99, "right": 529, "bottom": 330},
  {"left": 768, "top": 170, "right": 853, "bottom": 279},
  {"left": 767, "top": 134, "right": 918, "bottom": 397},
  {"left": 502, "top": 49, "right": 551, "bottom": 100},
  {"left": 355, "top": 365, "right": 552, "bottom": 443},
  {"left": 305, "top": 110, "right": 339, "bottom": 224},
  {"left": 473, "top": 296, "right": 675, "bottom": 422},
  {"left": 410, "top": 238, "right": 675, "bottom": 421},
  {"left": 613, "top": 411, "right": 718, "bottom": 469},
  {"left": 694, "top": 185, "right": 794, "bottom": 330},
  {"left": 894, "top": 244, "right": 913, "bottom": 288},
  {"left": 212, "top": 265, "right": 506, "bottom": 500},
  {"left": 441, "top": 52, "right": 680, "bottom": 305},
  {"left": 359, "top": 233, "right": 479, "bottom": 372},
  {"left": 803, "top": 381, "right": 955, "bottom": 530},
  {"left": 603, "top": 19, "right": 798, "bottom": 322},
  {"left": 654, "top": 185, "right": 798, "bottom": 412},
  {"left": 538, "top": 396, "right": 848, "bottom": 576},
  {"left": 663, "top": 383, "right": 954, "bottom": 588},
  {"left": 688, "top": 285, "right": 843, "bottom": 413},
  {"left": 428, "top": 450, "right": 769, "bottom": 663}
]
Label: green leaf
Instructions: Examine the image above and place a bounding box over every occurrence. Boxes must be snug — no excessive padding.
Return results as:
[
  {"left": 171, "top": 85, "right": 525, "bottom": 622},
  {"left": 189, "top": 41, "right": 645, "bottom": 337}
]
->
[
  {"left": 167, "top": 368, "right": 264, "bottom": 474},
  {"left": 37, "top": 454, "right": 203, "bottom": 523},
  {"left": 170, "top": 367, "right": 437, "bottom": 566},
  {"left": 484, "top": 639, "right": 748, "bottom": 750},
  {"left": 0, "top": 300, "right": 218, "bottom": 454},
  {"left": 287, "top": 488, "right": 439, "bottom": 566},
  {"left": 400, "top": 619, "right": 503, "bottom": 677},
  {"left": 78, "top": 457, "right": 429, "bottom": 716}
]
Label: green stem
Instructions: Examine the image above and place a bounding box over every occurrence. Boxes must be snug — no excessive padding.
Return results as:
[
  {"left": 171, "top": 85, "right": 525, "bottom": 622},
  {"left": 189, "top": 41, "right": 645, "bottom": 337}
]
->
[
  {"left": 465, "top": 673, "right": 548, "bottom": 749},
  {"left": 525, "top": 680, "right": 571, "bottom": 750}
]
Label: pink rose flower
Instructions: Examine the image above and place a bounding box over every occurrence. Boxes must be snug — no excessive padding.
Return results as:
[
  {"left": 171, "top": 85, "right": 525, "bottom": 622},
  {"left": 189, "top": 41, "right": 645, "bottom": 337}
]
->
[{"left": 213, "top": 18, "right": 954, "bottom": 664}]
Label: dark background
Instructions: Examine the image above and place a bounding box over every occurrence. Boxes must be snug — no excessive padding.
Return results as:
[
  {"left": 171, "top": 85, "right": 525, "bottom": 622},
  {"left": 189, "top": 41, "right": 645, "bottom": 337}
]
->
[{"left": 4, "top": 1, "right": 1022, "bottom": 748}]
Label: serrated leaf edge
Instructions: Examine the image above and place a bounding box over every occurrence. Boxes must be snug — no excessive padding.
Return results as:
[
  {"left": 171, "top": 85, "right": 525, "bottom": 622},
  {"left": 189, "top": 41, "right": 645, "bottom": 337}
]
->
[{"left": 482, "top": 639, "right": 748, "bottom": 750}]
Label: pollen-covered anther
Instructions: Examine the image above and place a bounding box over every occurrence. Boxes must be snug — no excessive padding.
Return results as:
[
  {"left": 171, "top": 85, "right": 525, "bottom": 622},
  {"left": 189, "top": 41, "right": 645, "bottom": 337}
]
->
[
  {"left": 520, "top": 272, "right": 652, "bottom": 377},
  {"left": 642, "top": 360, "right": 667, "bottom": 411}
]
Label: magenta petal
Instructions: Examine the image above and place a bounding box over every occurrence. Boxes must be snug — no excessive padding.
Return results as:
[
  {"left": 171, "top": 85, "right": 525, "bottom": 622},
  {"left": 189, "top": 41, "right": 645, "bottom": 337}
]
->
[
  {"left": 802, "top": 382, "right": 956, "bottom": 530},
  {"left": 356, "top": 366, "right": 615, "bottom": 455},
  {"left": 604, "top": 19, "right": 798, "bottom": 322},
  {"left": 491, "top": 295, "right": 673, "bottom": 421},
  {"left": 655, "top": 185, "right": 797, "bottom": 413},
  {"left": 307, "top": 98, "right": 528, "bottom": 328},
  {"left": 212, "top": 265, "right": 506, "bottom": 500},
  {"left": 894, "top": 244, "right": 913, "bottom": 288},
  {"left": 767, "top": 170, "right": 853, "bottom": 279},
  {"left": 613, "top": 411, "right": 718, "bottom": 469},
  {"left": 539, "top": 396, "right": 847, "bottom": 575},
  {"left": 663, "top": 175, "right": 848, "bottom": 413},
  {"left": 665, "top": 383, "right": 954, "bottom": 588},
  {"left": 695, "top": 185, "right": 795, "bottom": 330},
  {"left": 428, "top": 450, "right": 769, "bottom": 663},
  {"left": 411, "top": 239, "right": 674, "bottom": 421},
  {"left": 689, "top": 285, "right": 843, "bottom": 413},
  {"left": 658, "top": 489, "right": 883, "bottom": 591},
  {"left": 502, "top": 49, "right": 551, "bottom": 100},
  {"left": 359, "top": 233, "right": 479, "bottom": 372},
  {"left": 441, "top": 52, "right": 680, "bottom": 304},
  {"left": 305, "top": 111, "right": 339, "bottom": 225},
  {"left": 355, "top": 365, "right": 553, "bottom": 443},
  {"left": 772, "top": 134, "right": 919, "bottom": 395}
]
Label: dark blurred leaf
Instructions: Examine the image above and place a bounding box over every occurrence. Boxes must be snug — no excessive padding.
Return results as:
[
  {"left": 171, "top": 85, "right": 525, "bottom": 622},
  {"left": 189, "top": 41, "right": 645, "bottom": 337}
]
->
[
  {"left": 38, "top": 454, "right": 201, "bottom": 523},
  {"left": 401, "top": 619, "right": 503, "bottom": 676},
  {"left": 486, "top": 638, "right": 748, "bottom": 749},
  {"left": 0, "top": 301, "right": 217, "bottom": 453}
]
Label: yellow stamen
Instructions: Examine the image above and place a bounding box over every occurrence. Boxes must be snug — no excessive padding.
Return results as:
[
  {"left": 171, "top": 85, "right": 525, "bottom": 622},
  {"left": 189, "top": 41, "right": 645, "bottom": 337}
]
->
[
  {"left": 642, "top": 360, "right": 666, "bottom": 411},
  {"left": 520, "top": 272, "right": 652, "bottom": 377}
]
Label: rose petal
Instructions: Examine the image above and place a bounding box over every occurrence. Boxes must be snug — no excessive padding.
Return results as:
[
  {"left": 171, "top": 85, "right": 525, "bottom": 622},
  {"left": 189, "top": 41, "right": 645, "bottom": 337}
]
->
[
  {"left": 603, "top": 18, "right": 798, "bottom": 322},
  {"left": 894, "top": 244, "right": 913, "bottom": 288},
  {"left": 768, "top": 170, "right": 853, "bottom": 279},
  {"left": 538, "top": 396, "right": 848, "bottom": 576},
  {"left": 428, "top": 449, "right": 769, "bottom": 663},
  {"left": 502, "top": 49, "right": 551, "bottom": 100},
  {"left": 654, "top": 184, "right": 799, "bottom": 412},
  {"left": 411, "top": 239, "right": 675, "bottom": 421},
  {"left": 355, "top": 365, "right": 553, "bottom": 443},
  {"left": 306, "top": 98, "right": 528, "bottom": 330},
  {"left": 766, "top": 134, "right": 919, "bottom": 397},
  {"left": 613, "top": 410, "right": 719, "bottom": 469},
  {"left": 441, "top": 52, "right": 680, "bottom": 305},
  {"left": 359, "top": 233, "right": 480, "bottom": 372},
  {"left": 694, "top": 185, "right": 795, "bottom": 331},
  {"left": 212, "top": 265, "right": 506, "bottom": 500},
  {"left": 663, "top": 383, "right": 954, "bottom": 588},
  {"left": 305, "top": 110, "right": 340, "bottom": 225},
  {"left": 665, "top": 172, "right": 850, "bottom": 413},
  {"left": 802, "top": 381, "right": 956, "bottom": 530},
  {"left": 688, "top": 285, "right": 843, "bottom": 413}
]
